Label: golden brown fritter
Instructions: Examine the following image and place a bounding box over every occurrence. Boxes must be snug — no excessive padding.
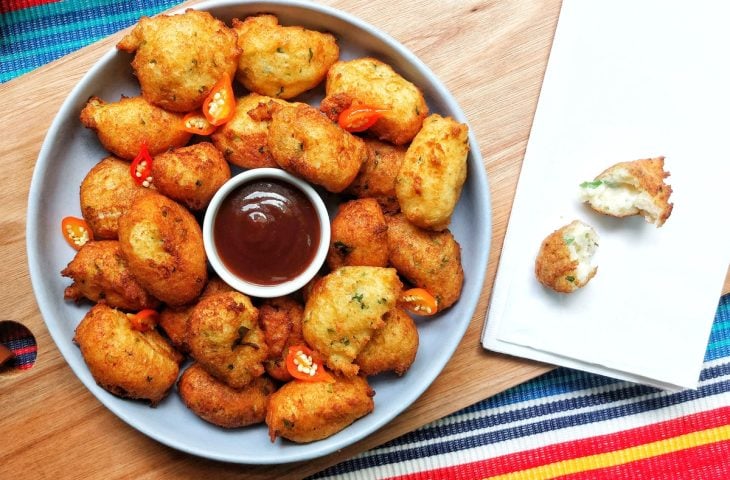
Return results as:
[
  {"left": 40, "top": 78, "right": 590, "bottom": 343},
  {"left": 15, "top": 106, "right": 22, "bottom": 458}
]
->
[
  {"left": 178, "top": 363, "right": 275, "bottom": 428},
  {"left": 117, "top": 9, "right": 240, "bottom": 112},
  {"left": 187, "top": 291, "right": 268, "bottom": 389},
  {"left": 74, "top": 303, "right": 182, "bottom": 406},
  {"left": 266, "top": 375, "right": 374, "bottom": 443},
  {"left": 302, "top": 266, "right": 402, "bottom": 376},
  {"left": 80, "top": 156, "right": 146, "bottom": 239},
  {"left": 211, "top": 93, "right": 296, "bottom": 169},
  {"left": 327, "top": 198, "right": 388, "bottom": 270},
  {"left": 117, "top": 191, "right": 207, "bottom": 306},
  {"left": 395, "top": 114, "right": 469, "bottom": 231},
  {"left": 267, "top": 104, "right": 367, "bottom": 193},
  {"left": 158, "top": 277, "right": 235, "bottom": 353},
  {"left": 321, "top": 57, "right": 428, "bottom": 145},
  {"left": 79, "top": 96, "right": 191, "bottom": 161},
  {"left": 346, "top": 139, "right": 405, "bottom": 214},
  {"left": 259, "top": 296, "right": 305, "bottom": 382},
  {"left": 355, "top": 308, "right": 418, "bottom": 377},
  {"left": 151, "top": 142, "right": 231, "bottom": 211},
  {"left": 535, "top": 220, "right": 599, "bottom": 293},
  {"left": 62, "top": 240, "right": 159, "bottom": 311},
  {"left": 579, "top": 156, "right": 673, "bottom": 226},
  {"left": 232, "top": 14, "right": 338, "bottom": 99},
  {"left": 386, "top": 214, "right": 463, "bottom": 310}
]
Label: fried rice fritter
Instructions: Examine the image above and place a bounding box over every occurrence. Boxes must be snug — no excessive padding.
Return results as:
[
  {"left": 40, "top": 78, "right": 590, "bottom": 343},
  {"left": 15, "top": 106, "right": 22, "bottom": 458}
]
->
[
  {"left": 117, "top": 191, "right": 207, "bottom": 306},
  {"left": 62, "top": 240, "right": 159, "bottom": 311},
  {"left": 355, "top": 307, "right": 418, "bottom": 377},
  {"left": 74, "top": 303, "right": 183, "bottom": 406},
  {"left": 346, "top": 138, "right": 405, "bottom": 214},
  {"left": 79, "top": 96, "right": 191, "bottom": 161},
  {"left": 535, "top": 220, "right": 599, "bottom": 293},
  {"left": 327, "top": 198, "right": 388, "bottom": 270},
  {"left": 232, "top": 14, "right": 339, "bottom": 99},
  {"left": 178, "top": 363, "right": 275, "bottom": 428},
  {"left": 117, "top": 9, "right": 240, "bottom": 112},
  {"left": 266, "top": 375, "right": 374, "bottom": 443},
  {"left": 259, "top": 296, "right": 305, "bottom": 382}
]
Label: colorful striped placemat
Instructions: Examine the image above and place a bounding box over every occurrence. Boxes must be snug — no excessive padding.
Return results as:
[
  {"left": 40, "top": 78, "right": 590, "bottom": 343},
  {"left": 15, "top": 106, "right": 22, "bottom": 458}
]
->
[{"left": 3, "top": 2, "right": 729, "bottom": 478}]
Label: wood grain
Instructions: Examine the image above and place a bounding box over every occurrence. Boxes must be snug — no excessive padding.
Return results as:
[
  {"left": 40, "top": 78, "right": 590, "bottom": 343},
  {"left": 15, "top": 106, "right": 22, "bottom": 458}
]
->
[{"left": 0, "top": 1, "right": 727, "bottom": 478}]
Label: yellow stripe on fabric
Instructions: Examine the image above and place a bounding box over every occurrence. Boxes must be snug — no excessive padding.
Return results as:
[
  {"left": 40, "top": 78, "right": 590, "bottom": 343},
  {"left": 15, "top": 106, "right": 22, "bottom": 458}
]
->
[{"left": 484, "top": 424, "right": 730, "bottom": 480}]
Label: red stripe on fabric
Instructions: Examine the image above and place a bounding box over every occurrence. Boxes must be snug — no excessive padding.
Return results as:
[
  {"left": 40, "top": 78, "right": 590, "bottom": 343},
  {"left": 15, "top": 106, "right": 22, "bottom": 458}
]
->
[
  {"left": 555, "top": 438, "right": 730, "bottom": 480},
  {"left": 385, "top": 407, "right": 730, "bottom": 480},
  {"left": 0, "top": 0, "right": 60, "bottom": 14},
  {"left": 11, "top": 345, "right": 37, "bottom": 356}
]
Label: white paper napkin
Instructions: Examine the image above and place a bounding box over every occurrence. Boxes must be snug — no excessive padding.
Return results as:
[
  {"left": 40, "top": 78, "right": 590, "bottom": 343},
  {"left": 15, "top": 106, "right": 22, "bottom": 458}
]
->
[{"left": 481, "top": 0, "right": 730, "bottom": 391}]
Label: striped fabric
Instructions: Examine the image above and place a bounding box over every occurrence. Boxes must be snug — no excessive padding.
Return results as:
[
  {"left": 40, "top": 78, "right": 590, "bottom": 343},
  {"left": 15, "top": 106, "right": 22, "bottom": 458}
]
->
[
  {"left": 311, "top": 294, "right": 730, "bottom": 479},
  {"left": 0, "top": 321, "right": 38, "bottom": 370},
  {"left": 0, "top": 0, "right": 181, "bottom": 82},
  {"left": 3, "top": 2, "right": 729, "bottom": 478}
]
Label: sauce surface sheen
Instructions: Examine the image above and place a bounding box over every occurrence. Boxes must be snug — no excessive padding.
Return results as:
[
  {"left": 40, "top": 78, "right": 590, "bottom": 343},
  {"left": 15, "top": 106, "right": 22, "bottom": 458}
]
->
[{"left": 214, "top": 179, "right": 320, "bottom": 285}]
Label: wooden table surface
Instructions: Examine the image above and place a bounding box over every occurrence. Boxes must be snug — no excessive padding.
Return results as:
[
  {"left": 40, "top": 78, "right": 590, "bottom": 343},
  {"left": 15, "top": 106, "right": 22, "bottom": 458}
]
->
[{"left": 1, "top": 0, "right": 727, "bottom": 478}]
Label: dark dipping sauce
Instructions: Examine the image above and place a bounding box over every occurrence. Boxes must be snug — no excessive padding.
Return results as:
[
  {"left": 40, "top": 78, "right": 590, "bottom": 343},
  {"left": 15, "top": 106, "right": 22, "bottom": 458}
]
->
[{"left": 213, "top": 179, "right": 320, "bottom": 286}]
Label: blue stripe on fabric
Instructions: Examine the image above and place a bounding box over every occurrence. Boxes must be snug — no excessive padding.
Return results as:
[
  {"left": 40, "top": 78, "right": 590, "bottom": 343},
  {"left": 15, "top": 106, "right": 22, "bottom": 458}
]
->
[
  {"left": 0, "top": 0, "right": 182, "bottom": 83},
  {"left": 314, "top": 377, "right": 730, "bottom": 477}
]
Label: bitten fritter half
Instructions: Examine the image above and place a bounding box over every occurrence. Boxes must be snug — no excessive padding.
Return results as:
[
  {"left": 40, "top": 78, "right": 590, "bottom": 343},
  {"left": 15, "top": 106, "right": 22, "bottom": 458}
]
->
[
  {"left": 80, "top": 156, "right": 146, "bottom": 239},
  {"left": 395, "top": 113, "right": 469, "bottom": 231},
  {"left": 62, "top": 240, "right": 159, "bottom": 311},
  {"left": 74, "top": 303, "right": 182, "bottom": 406},
  {"left": 535, "top": 220, "right": 599, "bottom": 293},
  {"left": 151, "top": 142, "right": 231, "bottom": 211},
  {"left": 187, "top": 291, "right": 268, "bottom": 389},
  {"left": 117, "top": 9, "right": 241, "bottom": 112},
  {"left": 266, "top": 375, "right": 374, "bottom": 443},
  {"left": 117, "top": 191, "right": 207, "bottom": 306},
  {"left": 268, "top": 104, "right": 367, "bottom": 193},
  {"left": 302, "top": 266, "right": 402, "bottom": 376},
  {"left": 321, "top": 57, "right": 428, "bottom": 145},
  {"left": 232, "top": 14, "right": 339, "bottom": 99},
  {"left": 386, "top": 214, "right": 464, "bottom": 310},
  {"left": 327, "top": 198, "right": 388, "bottom": 270},
  {"left": 178, "top": 363, "right": 275, "bottom": 428},
  {"left": 579, "top": 156, "right": 673, "bottom": 227},
  {"left": 79, "top": 96, "right": 192, "bottom": 161}
]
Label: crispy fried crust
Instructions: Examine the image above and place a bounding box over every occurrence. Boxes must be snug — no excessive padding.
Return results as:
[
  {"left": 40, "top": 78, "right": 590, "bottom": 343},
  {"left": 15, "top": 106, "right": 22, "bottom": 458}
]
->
[
  {"left": 151, "top": 142, "right": 231, "bottom": 211},
  {"left": 187, "top": 291, "right": 268, "bottom": 389},
  {"left": 346, "top": 139, "right": 405, "bottom": 214},
  {"left": 211, "top": 93, "right": 297, "bottom": 169},
  {"left": 62, "top": 240, "right": 159, "bottom": 311},
  {"left": 267, "top": 104, "right": 367, "bottom": 193},
  {"left": 232, "top": 14, "right": 339, "bottom": 99},
  {"left": 73, "top": 303, "right": 182, "bottom": 406},
  {"left": 355, "top": 308, "right": 418, "bottom": 376},
  {"left": 266, "top": 375, "right": 374, "bottom": 443},
  {"left": 327, "top": 198, "right": 389, "bottom": 270},
  {"left": 386, "top": 214, "right": 464, "bottom": 310},
  {"left": 80, "top": 156, "right": 145, "bottom": 240},
  {"left": 79, "top": 96, "right": 191, "bottom": 161},
  {"left": 259, "top": 296, "right": 305, "bottom": 382},
  {"left": 302, "top": 266, "right": 402, "bottom": 376},
  {"left": 322, "top": 57, "right": 428, "bottom": 145},
  {"left": 534, "top": 220, "right": 598, "bottom": 293},
  {"left": 117, "top": 191, "right": 207, "bottom": 306},
  {"left": 117, "top": 9, "right": 240, "bottom": 112},
  {"left": 395, "top": 114, "right": 469, "bottom": 231},
  {"left": 178, "top": 363, "right": 275, "bottom": 428}
]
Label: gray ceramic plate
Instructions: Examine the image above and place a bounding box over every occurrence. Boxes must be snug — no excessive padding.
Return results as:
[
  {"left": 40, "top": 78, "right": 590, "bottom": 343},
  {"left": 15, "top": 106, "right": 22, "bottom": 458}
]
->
[{"left": 27, "top": 0, "right": 491, "bottom": 464}]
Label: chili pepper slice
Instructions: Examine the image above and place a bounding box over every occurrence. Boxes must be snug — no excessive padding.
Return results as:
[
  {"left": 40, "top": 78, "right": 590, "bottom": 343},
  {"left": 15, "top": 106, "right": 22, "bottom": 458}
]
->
[
  {"left": 181, "top": 111, "right": 217, "bottom": 136},
  {"left": 285, "top": 345, "right": 335, "bottom": 383},
  {"left": 203, "top": 73, "right": 236, "bottom": 126},
  {"left": 337, "top": 104, "right": 388, "bottom": 133},
  {"left": 130, "top": 142, "right": 153, "bottom": 188},
  {"left": 61, "top": 216, "right": 93, "bottom": 250},
  {"left": 399, "top": 288, "right": 439, "bottom": 316},
  {"left": 127, "top": 309, "right": 159, "bottom": 332}
]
